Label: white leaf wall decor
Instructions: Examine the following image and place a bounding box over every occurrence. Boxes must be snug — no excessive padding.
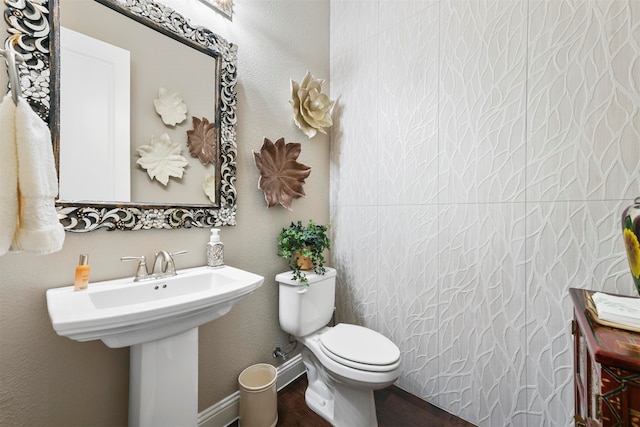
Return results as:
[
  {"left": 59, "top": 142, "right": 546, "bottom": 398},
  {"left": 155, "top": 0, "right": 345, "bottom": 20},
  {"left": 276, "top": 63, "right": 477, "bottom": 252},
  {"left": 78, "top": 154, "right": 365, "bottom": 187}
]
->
[
  {"left": 202, "top": 174, "right": 217, "bottom": 203},
  {"left": 153, "top": 87, "right": 188, "bottom": 126},
  {"left": 136, "top": 133, "right": 189, "bottom": 186}
]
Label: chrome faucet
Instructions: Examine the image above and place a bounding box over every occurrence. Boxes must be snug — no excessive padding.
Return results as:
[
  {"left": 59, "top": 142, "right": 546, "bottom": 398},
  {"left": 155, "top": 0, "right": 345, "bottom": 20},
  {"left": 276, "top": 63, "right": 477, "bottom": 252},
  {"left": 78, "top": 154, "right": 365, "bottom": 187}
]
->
[
  {"left": 152, "top": 250, "right": 187, "bottom": 278},
  {"left": 122, "top": 250, "right": 187, "bottom": 281},
  {"left": 152, "top": 250, "right": 175, "bottom": 277}
]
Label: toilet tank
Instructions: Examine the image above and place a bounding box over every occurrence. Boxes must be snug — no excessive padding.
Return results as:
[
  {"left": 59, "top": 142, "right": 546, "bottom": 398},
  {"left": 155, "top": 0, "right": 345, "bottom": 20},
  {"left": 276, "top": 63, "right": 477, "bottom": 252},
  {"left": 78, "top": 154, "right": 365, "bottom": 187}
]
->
[{"left": 277, "top": 267, "right": 337, "bottom": 337}]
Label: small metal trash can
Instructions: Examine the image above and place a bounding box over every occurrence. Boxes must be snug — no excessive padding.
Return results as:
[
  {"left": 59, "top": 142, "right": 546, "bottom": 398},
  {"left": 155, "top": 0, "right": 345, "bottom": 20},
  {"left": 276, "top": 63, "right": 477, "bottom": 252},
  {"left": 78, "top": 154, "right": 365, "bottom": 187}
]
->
[{"left": 238, "top": 363, "right": 278, "bottom": 427}]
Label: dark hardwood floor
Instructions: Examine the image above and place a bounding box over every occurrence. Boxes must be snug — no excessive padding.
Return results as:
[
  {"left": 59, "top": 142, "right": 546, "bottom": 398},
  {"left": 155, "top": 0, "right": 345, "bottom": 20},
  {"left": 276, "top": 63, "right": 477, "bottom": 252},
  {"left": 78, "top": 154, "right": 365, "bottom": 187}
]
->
[{"left": 231, "top": 374, "right": 475, "bottom": 427}]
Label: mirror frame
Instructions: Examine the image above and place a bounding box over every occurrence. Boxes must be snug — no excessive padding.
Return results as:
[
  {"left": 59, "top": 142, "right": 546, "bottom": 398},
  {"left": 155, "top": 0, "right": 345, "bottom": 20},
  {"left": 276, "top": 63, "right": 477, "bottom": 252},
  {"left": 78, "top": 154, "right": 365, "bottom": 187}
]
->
[{"left": 4, "top": 0, "right": 238, "bottom": 232}]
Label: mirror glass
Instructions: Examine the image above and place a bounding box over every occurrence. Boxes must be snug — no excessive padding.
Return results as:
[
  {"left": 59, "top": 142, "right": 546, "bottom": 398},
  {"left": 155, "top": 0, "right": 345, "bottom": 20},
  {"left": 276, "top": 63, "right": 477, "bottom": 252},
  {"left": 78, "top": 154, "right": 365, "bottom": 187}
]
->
[
  {"left": 59, "top": 24, "right": 132, "bottom": 202},
  {"left": 3, "top": 0, "right": 238, "bottom": 231}
]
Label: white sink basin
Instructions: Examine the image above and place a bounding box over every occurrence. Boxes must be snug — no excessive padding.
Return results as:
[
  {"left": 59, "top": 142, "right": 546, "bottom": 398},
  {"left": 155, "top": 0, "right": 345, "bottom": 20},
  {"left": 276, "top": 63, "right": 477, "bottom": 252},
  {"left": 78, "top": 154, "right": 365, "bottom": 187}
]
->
[{"left": 46, "top": 265, "right": 264, "bottom": 348}]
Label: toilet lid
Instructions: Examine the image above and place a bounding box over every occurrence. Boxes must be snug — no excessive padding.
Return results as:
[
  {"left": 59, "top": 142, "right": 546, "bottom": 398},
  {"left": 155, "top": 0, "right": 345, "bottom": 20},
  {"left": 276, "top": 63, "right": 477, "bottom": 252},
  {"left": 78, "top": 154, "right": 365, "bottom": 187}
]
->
[{"left": 319, "top": 324, "right": 400, "bottom": 370}]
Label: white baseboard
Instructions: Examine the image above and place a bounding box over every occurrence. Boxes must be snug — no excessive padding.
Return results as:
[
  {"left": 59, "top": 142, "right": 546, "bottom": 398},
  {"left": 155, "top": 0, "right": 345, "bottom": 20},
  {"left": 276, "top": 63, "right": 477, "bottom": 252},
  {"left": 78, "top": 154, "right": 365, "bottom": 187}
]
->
[
  {"left": 274, "top": 353, "right": 306, "bottom": 391},
  {"left": 198, "top": 392, "right": 239, "bottom": 427},
  {"left": 198, "top": 354, "right": 305, "bottom": 427}
]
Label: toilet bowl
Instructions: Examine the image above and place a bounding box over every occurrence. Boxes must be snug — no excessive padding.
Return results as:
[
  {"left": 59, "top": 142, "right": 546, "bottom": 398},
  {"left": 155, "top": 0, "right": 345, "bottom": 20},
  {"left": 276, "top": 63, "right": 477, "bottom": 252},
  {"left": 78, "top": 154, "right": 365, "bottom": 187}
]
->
[{"left": 277, "top": 268, "right": 402, "bottom": 427}]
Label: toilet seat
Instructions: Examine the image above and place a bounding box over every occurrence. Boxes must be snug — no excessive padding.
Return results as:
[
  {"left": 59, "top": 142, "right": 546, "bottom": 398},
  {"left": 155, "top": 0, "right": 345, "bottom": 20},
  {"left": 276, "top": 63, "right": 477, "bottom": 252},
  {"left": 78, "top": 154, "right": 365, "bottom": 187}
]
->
[{"left": 319, "top": 324, "right": 400, "bottom": 372}]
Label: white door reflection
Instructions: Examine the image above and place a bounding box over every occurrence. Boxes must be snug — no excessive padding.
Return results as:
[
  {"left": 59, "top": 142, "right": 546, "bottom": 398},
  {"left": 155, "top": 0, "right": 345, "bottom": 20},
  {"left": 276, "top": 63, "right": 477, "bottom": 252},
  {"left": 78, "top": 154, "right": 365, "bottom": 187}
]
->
[{"left": 59, "top": 26, "right": 130, "bottom": 202}]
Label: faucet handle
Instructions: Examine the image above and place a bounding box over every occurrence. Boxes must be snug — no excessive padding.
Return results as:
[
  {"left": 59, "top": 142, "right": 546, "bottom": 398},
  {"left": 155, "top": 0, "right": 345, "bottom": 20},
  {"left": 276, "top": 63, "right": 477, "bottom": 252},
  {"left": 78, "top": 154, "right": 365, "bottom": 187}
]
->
[
  {"left": 165, "top": 250, "right": 187, "bottom": 275},
  {"left": 121, "top": 256, "right": 151, "bottom": 281}
]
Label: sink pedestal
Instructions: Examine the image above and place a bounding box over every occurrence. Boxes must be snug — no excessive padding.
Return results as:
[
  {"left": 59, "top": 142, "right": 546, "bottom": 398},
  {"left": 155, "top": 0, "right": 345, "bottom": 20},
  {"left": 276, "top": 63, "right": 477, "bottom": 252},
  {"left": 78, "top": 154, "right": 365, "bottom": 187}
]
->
[
  {"left": 129, "top": 327, "right": 198, "bottom": 427},
  {"left": 46, "top": 266, "right": 265, "bottom": 426}
]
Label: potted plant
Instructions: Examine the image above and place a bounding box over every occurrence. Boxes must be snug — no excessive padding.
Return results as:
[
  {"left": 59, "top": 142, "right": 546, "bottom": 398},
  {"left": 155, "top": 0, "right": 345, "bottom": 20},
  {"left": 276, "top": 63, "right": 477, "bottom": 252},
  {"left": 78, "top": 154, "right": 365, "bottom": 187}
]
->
[{"left": 277, "top": 220, "right": 330, "bottom": 285}]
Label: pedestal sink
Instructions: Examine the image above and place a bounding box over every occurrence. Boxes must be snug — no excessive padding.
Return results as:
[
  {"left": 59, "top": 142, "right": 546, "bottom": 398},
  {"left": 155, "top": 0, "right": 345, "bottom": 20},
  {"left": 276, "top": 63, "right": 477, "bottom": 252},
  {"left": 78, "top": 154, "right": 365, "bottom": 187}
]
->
[{"left": 46, "top": 265, "right": 264, "bottom": 427}]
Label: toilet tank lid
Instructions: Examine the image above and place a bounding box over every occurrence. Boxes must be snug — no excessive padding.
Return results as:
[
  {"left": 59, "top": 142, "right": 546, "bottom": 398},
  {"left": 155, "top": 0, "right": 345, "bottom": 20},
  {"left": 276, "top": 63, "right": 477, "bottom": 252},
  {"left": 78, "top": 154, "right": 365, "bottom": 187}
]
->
[{"left": 275, "top": 267, "right": 336, "bottom": 285}]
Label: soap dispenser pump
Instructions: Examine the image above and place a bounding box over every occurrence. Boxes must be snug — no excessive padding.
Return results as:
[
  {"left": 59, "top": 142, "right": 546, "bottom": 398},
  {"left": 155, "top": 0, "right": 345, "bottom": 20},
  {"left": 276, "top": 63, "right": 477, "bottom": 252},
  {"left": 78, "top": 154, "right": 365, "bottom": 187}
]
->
[{"left": 207, "top": 228, "right": 224, "bottom": 268}]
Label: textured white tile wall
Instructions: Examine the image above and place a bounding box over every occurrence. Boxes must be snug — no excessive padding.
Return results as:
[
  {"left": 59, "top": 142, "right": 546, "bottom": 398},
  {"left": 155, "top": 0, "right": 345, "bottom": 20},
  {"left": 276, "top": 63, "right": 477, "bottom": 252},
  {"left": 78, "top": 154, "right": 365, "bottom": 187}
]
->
[{"left": 330, "top": 0, "right": 640, "bottom": 425}]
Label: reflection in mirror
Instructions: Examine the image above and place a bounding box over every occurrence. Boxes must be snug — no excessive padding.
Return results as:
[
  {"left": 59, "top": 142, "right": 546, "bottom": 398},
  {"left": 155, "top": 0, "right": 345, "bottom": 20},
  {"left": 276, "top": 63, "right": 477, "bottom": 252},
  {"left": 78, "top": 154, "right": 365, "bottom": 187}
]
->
[
  {"left": 61, "top": 0, "right": 220, "bottom": 205},
  {"left": 3, "top": 0, "right": 238, "bottom": 232},
  {"left": 59, "top": 26, "right": 131, "bottom": 202}
]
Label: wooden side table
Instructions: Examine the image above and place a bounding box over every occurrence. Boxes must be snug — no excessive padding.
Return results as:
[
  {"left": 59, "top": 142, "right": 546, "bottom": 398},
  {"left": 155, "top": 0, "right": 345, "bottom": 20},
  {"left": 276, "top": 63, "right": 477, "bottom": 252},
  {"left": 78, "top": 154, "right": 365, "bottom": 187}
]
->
[{"left": 570, "top": 288, "right": 640, "bottom": 426}]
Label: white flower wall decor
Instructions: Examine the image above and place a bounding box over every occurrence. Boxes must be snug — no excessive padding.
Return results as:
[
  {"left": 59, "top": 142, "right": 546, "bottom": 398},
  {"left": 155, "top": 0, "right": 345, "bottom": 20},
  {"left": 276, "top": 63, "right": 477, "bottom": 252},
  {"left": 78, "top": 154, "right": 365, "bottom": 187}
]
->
[
  {"left": 202, "top": 174, "right": 217, "bottom": 203},
  {"left": 136, "top": 133, "right": 189, "bottom": 185},
  {"left": 290, "top": 71, "right": 335, "bottom": 138},
  {"left": 153, "top": 87, "right": 188, "bottom": 126}
]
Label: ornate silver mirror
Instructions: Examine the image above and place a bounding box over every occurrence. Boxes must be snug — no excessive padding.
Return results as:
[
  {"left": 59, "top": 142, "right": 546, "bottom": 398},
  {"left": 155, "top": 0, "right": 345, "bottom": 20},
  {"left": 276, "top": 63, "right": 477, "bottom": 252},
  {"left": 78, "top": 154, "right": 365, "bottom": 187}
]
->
[{"left": 4, "top": 0, "right": 237, "bottom": 232}]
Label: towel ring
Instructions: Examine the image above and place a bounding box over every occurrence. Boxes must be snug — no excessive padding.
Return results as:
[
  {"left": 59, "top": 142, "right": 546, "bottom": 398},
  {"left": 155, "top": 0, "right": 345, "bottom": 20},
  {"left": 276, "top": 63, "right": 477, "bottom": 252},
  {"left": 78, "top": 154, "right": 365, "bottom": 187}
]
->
[{"left": 0, "top": 35, "right": 25, "bottom": 105}]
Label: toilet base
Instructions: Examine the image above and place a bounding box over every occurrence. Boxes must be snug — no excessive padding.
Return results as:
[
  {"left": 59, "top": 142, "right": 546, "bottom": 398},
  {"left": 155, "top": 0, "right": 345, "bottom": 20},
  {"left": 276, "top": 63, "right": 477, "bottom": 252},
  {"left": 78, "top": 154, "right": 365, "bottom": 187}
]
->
[{"left": 302, "top": 348, "right": 378, "bottom": 427}]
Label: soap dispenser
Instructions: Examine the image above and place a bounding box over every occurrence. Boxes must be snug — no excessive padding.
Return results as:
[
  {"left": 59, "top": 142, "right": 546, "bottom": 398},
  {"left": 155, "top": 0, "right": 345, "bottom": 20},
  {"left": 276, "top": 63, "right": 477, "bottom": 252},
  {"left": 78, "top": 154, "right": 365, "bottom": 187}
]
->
[{"left": 207, "top": 228, "right": 224, "bottom": 268}]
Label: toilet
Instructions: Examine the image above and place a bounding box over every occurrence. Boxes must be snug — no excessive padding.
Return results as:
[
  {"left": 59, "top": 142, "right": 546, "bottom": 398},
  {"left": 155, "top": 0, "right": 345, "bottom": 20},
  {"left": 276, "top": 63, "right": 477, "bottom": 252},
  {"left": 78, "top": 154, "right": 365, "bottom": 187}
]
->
[{"left": 277, "top": 267, "right": 401, "bottom": 427}]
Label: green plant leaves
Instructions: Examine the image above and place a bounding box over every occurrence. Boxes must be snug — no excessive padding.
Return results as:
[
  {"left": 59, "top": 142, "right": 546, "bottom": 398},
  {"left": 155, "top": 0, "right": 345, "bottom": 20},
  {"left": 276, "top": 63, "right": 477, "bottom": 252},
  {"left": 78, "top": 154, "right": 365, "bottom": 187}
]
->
[{"left": 277, "top": 220, "right": 330, "bottom": 285}]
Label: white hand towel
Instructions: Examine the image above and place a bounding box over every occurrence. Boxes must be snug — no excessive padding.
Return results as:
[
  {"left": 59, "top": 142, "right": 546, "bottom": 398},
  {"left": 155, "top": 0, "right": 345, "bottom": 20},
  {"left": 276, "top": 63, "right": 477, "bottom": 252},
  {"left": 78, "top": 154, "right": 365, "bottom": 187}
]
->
[
  {"left": 11, "top": 96, "right": 64, "bottom": 254},
  {"left": 0, "top": 93, "right": 18, "bottom": 255}
]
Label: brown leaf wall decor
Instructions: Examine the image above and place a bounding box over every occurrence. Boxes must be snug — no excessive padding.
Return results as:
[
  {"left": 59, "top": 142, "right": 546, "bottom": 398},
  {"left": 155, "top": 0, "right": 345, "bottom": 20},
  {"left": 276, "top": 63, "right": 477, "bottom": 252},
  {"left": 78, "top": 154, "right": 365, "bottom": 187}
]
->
[
  {"left": 186, "top": 116, "right": 217, "bottom": 165},
  {"left": 253, "top": 137, "right": 311, "bottom": 211}
]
